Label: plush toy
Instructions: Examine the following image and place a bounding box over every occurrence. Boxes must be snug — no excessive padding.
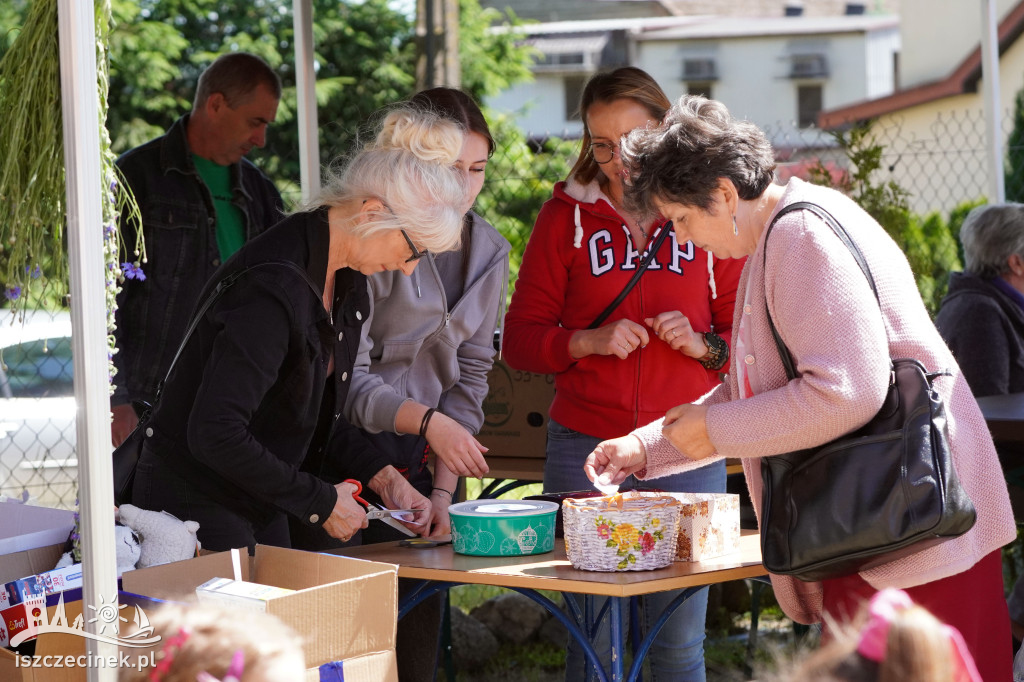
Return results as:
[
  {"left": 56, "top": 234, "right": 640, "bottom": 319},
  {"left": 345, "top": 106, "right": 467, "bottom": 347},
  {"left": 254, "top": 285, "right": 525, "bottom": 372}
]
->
[
  {"left": 54, "top": 523, "right": 143, "bottom": 573},
  {"left": 115, "top": 524, "right": 142, "bottom": 573},
  {"left": 118, "top": 504, "right": 201, "bottom": 568}
]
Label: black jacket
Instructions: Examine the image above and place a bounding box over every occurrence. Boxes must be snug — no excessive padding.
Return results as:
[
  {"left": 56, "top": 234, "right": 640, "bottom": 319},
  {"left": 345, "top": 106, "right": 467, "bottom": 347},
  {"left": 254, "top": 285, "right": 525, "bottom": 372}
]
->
[
  {"left": 935, "top": 271, "right": 1024, "bottom": 397},
  {"left": 113, "top": 114, "right": 284, "bottom": 408},
  {"left": 141, "top": 207, "right": 390, "bottom": 529}
]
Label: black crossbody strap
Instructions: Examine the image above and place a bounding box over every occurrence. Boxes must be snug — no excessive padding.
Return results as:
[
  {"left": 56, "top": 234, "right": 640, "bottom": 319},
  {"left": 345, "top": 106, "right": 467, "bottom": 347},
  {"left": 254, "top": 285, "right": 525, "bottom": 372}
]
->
[
  {"left": 587, "top": 221, "right": 674, "bottom": 329},
  {"left": 153, "top": 260, "right": 321, "bottom": 403},
  {"left": 763, "top": 202, "right": 880, "bottom": 381}
]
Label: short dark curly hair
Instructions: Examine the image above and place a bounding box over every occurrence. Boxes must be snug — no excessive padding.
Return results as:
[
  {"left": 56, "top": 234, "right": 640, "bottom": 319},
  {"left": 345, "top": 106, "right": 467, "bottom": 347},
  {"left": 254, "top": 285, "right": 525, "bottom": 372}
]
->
[{"left": 620, "top": 95, "right": 776, "bottom": 218}]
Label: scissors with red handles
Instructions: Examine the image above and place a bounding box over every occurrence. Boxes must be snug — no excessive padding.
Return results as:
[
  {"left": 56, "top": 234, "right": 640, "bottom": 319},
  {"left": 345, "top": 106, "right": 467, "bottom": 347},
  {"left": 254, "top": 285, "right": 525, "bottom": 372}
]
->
[{"left": 344, "top": 479, "right": 418, "bottom": 537}]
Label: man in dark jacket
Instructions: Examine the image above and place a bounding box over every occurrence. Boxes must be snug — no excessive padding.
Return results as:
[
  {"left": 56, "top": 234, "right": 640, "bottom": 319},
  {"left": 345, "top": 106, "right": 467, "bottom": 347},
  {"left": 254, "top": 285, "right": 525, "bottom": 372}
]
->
[{"left": 111, "top": 52, "right": 284, "bottom": 445}]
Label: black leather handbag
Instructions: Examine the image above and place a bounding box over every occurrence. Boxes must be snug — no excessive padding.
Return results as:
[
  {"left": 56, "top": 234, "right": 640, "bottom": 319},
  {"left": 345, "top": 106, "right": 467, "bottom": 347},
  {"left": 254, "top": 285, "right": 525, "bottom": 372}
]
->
[
  {"left": 111, "top": 400, "right": 152, "bottom": 506},
  {"left": 758, "top": 202, "right": 977, "bottom": 582},
  {"left": 111, "top": 260, "right": 321, "bottom": 506}
]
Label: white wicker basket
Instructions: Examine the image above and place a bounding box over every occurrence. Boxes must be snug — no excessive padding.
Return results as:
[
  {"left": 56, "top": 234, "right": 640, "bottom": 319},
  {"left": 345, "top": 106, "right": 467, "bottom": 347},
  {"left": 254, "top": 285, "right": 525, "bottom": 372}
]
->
[{"left": 562, "top": 492, "right": 681, "bottom": 572}]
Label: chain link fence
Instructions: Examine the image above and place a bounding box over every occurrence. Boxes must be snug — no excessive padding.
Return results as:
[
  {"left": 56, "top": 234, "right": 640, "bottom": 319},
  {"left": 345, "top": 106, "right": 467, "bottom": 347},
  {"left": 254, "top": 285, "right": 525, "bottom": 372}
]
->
[{"left": 1, "top": 106, "right": 1014, "bottom": 510}]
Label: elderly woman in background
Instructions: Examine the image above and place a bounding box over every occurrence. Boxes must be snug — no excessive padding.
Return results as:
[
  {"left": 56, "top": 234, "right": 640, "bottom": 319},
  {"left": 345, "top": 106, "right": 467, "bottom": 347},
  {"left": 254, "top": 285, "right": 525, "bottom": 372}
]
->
[
  {"left": 935, "top": 203, "right": 1024, "bottom": 398},
  {"left": 934, "top": 202, "right": 1024, "bottom": 651},
  {"left": 584, "top": 95, "right": 1016, "bottom": 680},
  {"left": 131, "top": 105, "right": 467, "bottom": 552}
]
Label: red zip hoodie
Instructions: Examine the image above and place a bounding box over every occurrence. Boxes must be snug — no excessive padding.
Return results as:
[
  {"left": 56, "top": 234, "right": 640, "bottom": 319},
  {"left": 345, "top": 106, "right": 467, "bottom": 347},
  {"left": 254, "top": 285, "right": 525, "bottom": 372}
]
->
[{"left": 504, "top": 179, "right": 745, "bottom": 440}]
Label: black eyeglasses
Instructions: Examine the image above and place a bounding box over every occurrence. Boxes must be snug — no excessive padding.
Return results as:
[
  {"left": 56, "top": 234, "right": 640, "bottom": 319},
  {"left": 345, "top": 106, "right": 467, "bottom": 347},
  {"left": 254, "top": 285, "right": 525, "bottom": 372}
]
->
[
  {"left": 400, "top": 229, "right": 426, "bottom": 263},
  {"left": 589, "top": 142, "right": 620, "bottom": 164}
]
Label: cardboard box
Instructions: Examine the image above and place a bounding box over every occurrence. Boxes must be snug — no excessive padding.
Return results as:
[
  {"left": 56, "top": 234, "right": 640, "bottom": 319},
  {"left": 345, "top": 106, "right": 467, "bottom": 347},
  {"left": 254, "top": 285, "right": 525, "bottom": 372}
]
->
[
  {"left": 0, "top": 598, "right": 85, "bottom": 682},
  {"left": 478, "top": 359, "right": 555, "bottom": 460},
  {"left": 122, "top": 545, "right": 399, "bottom": 681},
  {"left": 0, "top": 503, "right": 75, "bottom": 585},
  {"left": 669, "top": 493, "right": 741, "bottom": 562}
]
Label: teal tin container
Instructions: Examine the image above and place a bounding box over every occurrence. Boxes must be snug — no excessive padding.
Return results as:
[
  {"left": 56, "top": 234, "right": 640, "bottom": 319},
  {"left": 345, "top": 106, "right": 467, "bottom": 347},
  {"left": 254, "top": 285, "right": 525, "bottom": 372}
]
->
[{"left": 448, "top": 500, "right": 558, "bottom": 556}]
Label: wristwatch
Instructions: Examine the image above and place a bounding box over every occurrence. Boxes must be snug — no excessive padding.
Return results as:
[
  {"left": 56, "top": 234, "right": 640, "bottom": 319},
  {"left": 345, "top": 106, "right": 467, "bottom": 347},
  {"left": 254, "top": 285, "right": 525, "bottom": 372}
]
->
[{"left": 698, "top": 332, "right": 729, "bottom": 371}]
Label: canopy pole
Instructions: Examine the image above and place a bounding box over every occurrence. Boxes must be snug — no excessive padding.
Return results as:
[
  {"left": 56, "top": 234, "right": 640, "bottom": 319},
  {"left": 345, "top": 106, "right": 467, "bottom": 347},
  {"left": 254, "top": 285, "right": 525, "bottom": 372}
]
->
[
  {"left": 981, "top": 0, "right": 1005, "bottom": 203},
  {"left": 293, "top": 0, "right": 320, "bottom": 203},
  {"left": 57, "top": 0, "right": 119, "bottom": 679}
]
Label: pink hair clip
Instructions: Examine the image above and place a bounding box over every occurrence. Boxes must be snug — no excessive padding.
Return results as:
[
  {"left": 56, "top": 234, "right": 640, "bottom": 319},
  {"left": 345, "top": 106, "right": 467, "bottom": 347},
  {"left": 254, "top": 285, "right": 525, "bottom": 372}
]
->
[
  {"left": 856, "top": 588, "right": 982, "bottom": 682},
  {"left": 195, "top": 649, "right": 245, "bottom": 682},
  {"left": 149, "top": 627, "right": 191, "bottom": 682}
]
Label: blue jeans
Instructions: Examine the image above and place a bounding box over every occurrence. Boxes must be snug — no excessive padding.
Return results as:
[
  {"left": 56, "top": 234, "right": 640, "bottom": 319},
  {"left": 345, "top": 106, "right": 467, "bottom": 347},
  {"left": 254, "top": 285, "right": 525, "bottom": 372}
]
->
[{"left": 545, "top": 419, "right": 726, "bottom": 682}]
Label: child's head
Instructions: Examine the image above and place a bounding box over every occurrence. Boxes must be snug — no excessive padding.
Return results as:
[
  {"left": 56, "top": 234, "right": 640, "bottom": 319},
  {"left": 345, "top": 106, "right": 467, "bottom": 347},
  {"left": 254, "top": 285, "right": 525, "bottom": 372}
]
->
[
  {"left": 760, "top": 589, "right": 981, "bottom": 682},
  {"left": 119, "top": 603, "right": 305, "bottom": 682}
]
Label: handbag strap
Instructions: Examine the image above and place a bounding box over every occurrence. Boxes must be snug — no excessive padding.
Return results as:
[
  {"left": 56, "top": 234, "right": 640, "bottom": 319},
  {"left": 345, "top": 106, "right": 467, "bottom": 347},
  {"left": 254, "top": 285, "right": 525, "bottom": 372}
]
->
[
  {"left": 587, "top": 220, "right": 674, "bottom": 329},
  {"left": 153, "top": 260, "right": 322, "bottom": 404},
  {"left": 763, "top": 201, "right": 881, "bottom": 381}
]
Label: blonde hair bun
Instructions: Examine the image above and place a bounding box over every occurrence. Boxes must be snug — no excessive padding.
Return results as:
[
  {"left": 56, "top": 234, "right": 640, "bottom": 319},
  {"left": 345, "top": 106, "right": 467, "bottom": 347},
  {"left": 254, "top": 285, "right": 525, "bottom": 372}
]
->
[{"left": 374, "top": 108, "right": 462, "bottom": 166}]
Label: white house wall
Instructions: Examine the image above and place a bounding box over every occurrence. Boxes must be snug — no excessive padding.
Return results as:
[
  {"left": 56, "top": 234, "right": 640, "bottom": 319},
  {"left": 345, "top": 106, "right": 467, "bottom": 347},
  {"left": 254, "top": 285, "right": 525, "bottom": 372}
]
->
[
  {"left": 865, "top": 25, "right": 900, "bottom": 97},
  {"left": 899, "top": 0, "right": 1016, "bottom": 88},
  {"left": 637, "top": 30, "right": 897, "bottom": 147},
  {"left": 487, "top": 73, "right": 585, "bottom": 138}
]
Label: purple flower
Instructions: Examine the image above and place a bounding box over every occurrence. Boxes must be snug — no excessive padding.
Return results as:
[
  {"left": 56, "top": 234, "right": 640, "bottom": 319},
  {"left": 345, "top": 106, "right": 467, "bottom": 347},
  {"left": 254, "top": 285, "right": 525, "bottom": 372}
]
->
[
  {"left": 4, "top": 286, "right": 21, "bottom": 301},
  {"left": 122, "top": 262, "right": 146, "bottom": 281},
  {"left": 27, "top": 265, "right": 41, "bottom": 279}
]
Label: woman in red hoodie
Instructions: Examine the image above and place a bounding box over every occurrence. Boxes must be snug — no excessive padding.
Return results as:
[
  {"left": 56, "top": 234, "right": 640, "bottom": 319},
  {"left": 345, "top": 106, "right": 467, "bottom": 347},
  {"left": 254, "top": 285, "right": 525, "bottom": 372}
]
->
[{"left": 503, "top": 67, "right": 744, "bottom": 681}]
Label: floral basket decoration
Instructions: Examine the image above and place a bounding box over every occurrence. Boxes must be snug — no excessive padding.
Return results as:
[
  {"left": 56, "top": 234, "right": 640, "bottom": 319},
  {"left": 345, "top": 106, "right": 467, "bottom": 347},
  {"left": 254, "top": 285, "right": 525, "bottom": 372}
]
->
[{"left": 562, "top": 492, "right": 681, "bottom": 572}]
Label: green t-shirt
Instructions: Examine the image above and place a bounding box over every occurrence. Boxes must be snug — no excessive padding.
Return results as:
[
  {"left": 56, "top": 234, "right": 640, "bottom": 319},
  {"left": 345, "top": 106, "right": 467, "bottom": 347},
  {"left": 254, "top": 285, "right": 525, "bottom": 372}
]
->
[{"left": 193, "top": 154, "right": 245, "bottom": 259}]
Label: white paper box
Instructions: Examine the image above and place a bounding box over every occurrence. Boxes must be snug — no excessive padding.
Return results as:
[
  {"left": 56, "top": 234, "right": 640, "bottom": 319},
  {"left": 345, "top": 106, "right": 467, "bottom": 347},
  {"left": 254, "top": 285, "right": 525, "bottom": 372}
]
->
[{"left": 668, "top": 493, "right": 741, "bottom": 562}]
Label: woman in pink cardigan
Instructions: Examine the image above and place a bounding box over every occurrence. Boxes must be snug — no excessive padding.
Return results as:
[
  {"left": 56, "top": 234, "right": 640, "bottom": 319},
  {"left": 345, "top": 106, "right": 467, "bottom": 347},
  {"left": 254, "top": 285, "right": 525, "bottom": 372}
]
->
[{"left": 584, "top": 95, "right": 1016, "bottom": 680}]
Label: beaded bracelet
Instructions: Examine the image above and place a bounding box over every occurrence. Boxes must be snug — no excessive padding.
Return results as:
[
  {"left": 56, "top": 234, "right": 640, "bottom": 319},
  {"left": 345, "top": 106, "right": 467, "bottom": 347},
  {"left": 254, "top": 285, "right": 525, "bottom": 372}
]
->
[{"left": 419, "top": 407, "right": 437, "bottom": 438}]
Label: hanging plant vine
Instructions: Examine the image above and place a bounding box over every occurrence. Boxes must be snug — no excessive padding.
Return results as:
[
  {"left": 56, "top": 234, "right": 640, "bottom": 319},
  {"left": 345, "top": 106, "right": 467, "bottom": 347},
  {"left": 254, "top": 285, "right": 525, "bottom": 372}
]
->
[{"left": 0, "top": 0, "right": 143, "bottom": 389}]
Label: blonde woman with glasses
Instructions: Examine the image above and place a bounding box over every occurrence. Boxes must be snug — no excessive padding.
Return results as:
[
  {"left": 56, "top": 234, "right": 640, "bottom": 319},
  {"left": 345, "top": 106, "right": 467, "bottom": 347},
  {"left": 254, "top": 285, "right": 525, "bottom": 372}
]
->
[{"left": 130, "top": 105, "right": 468, "bottom": 553}]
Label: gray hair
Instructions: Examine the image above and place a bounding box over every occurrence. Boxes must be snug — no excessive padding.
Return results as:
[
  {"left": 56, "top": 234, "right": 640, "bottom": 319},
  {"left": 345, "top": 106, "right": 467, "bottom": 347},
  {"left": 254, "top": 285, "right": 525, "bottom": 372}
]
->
[
  {"left": 309, "top": 106, "right": 467, "bottom": 253},
  {"left": 192, "top": 53, "right": 282, "bottom": 112},
  {"left": 620, "top": 94, "right": 775, "bottom": 220},
  {"left": 960, "top": 202, "right": 1024, "bottom": 278}
]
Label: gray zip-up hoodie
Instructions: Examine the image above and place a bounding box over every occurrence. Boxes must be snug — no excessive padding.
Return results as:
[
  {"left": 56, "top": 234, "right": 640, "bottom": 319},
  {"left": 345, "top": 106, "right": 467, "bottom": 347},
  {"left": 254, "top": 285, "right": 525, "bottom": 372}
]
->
[{"left": 345, "top": 212, "right": 511, "bottom": 434}]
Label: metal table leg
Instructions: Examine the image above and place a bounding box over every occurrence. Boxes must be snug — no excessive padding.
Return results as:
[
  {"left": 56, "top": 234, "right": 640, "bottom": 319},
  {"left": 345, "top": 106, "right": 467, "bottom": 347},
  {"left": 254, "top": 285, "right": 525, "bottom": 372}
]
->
[
  {"left": 625, "top": 586, "right": 703, "bottom": 682},
  {"left": 397, "top": 581, "right": 612, "bottom": 682}
]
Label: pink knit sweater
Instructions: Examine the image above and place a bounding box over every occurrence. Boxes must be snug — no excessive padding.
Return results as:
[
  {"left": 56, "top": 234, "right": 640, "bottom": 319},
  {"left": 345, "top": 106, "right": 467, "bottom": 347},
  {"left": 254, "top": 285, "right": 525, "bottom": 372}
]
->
[{"left": 633, "top": 178, "right": 1016, "bottom": 624}]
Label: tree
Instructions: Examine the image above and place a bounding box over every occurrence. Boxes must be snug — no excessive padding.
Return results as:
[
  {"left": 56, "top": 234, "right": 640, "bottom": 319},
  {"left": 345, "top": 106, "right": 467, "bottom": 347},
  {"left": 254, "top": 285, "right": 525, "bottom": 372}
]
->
[{"left": 1005, "top": 81, "right": 1024, "bottom": 202}]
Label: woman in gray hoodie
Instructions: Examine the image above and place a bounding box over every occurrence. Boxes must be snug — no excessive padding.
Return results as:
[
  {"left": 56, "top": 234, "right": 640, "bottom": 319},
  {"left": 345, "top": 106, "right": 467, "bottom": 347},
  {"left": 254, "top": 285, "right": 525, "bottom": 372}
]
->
[{"left": 343, "top": 87, "right": 511, "bottom": 681}]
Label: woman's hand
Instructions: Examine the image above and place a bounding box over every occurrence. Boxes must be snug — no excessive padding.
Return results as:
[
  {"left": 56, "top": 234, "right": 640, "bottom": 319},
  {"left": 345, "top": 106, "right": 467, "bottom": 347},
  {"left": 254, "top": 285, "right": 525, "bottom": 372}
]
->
[
  {"left": 426, "top": 489, "right": 453, "bottom": 537},
  {"left": 323, "top": 481, "right": 369, "bottom": 542},
  {"left": 110, "top": 403, "right": 139, "bottom": 447},
  {"left": 584, "top": 435, "right": 648, "bottom": 487},
  {"left": 426, "top": 413, "right": 490, "bottom": 479},
  {"left": 569, "top": 319, "right": 650, "bottom": 360},
  {"left": 645, "top": 311, "right": 705, "bottom": 358},
  {"left": 662, "top": 404, "right": 716, "bottom": 460},
  {"left": 370, "top": 466, "right": 432, "bottom": 533}
]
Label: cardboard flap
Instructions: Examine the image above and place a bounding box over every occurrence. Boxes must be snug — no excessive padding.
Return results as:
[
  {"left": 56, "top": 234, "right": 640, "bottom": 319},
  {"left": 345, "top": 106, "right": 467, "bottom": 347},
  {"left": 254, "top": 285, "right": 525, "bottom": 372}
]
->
[
  {"left": 0, "top": 502, "right": 75, "bottom": 557},
  {"left": 121, "top": 548, "right": 249, "bottom": 602},
  {"left": 253, "top": 545, "right": 397, "bottom": 589},
  {"left": 0, "top": 544, "right": 66, "bottom": 585}
]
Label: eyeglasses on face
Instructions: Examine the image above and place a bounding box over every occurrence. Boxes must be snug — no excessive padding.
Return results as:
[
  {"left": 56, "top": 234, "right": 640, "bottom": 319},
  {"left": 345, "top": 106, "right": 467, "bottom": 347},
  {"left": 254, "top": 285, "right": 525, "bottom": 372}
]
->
[
  {"left": 400, "top": 229, "right": 426, "bottom": 263},
  {"left": 589, "top": 142, "right": 620, "bottom": 164}
]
